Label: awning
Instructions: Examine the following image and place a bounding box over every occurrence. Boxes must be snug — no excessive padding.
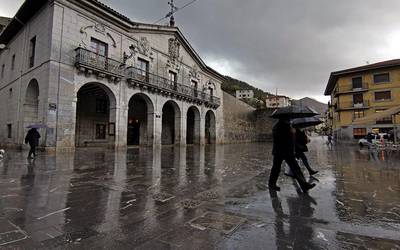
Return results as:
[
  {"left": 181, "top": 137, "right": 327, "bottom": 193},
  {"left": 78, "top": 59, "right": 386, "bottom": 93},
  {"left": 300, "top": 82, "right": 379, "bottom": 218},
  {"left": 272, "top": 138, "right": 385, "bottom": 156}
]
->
[{"left": 352, "top": 106, "right": 400, "bottom": 125}]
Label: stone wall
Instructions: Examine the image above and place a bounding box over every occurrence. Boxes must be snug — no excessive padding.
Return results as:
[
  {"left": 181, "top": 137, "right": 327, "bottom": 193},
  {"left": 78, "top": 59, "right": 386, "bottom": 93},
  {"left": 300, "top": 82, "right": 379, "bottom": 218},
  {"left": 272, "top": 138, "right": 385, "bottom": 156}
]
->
[{"left": 223, "top": 92, "right": 274, "bottom": 143}]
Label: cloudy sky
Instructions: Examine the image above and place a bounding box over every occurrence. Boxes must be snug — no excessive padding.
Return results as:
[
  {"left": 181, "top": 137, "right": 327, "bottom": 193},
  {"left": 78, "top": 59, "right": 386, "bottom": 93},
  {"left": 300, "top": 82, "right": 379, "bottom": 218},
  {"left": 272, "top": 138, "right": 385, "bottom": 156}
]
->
[{"left": 3, "top": 0, "right": 400, "bottom": 103}]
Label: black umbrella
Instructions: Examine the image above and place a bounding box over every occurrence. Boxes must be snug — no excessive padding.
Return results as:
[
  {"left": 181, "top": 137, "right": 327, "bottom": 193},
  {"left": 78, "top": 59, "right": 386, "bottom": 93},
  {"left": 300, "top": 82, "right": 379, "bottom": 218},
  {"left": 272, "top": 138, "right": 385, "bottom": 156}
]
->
[
  {"left": 26, "top": 123, "right": 48, "bottom": 129},
  {"left": 292, "top": 117, "right": 323, "bottom": 128},
  {"left": 270, "top": 105, "right": 319, "bottom": 119}
]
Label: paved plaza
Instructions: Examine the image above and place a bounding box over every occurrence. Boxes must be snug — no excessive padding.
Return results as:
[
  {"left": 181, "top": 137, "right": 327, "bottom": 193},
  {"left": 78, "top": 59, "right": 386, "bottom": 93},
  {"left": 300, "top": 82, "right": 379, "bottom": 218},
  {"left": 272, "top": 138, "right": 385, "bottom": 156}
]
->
[{"left": 0, "top": 138, "right": 399, "bottom": 249}]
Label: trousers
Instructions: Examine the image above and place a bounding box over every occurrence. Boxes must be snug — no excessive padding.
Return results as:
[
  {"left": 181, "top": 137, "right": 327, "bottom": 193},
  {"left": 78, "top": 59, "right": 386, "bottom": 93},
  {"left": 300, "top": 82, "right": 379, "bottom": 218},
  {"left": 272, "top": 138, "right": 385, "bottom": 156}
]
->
[{"left": 269, "top": 155, "right": 308, "bottom": 189}]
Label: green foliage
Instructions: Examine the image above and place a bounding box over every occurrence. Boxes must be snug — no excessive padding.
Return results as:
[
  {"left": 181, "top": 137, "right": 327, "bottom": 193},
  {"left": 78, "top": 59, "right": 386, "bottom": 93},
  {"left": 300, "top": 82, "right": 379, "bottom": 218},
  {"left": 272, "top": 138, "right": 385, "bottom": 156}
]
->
[{"left": 222, "top": 76, "right": 272, "bottom": 108}]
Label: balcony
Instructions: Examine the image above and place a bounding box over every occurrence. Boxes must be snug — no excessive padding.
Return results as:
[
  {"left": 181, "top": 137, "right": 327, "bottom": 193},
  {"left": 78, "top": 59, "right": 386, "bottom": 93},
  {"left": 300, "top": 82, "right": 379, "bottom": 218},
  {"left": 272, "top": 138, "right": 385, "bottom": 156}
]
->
[
  {"left": 335, "top": 83, "right": 368, "bottom": 95},
  {"left": 75, "top": 47, "right": 220, "bottom": 108},
  {"left": 75, "top": 48, "right": 124, "bottom": 82},
  {"left": 336, "top": 100, "right": 370, "bottom": 111}
]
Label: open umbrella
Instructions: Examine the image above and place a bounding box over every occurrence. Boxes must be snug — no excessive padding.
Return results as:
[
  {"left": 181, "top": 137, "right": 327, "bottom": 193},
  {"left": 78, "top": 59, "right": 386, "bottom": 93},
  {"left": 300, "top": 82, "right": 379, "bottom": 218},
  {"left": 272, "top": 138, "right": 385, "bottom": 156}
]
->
[
  {"left": 26, "top": 123, "right": 48, "bottom": 129},
  {"left": 292, "top": 117, "right": 323, "bottom": 128},
  {"left": 270, "top": 105, "right": 319, "bottom": 119}
]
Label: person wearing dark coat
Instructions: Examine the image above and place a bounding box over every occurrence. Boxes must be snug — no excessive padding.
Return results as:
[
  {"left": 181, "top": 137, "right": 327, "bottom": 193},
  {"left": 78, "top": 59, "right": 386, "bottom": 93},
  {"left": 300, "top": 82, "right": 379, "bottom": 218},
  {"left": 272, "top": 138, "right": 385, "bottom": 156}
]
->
[
  {"left": 25, "top": 128, "right": 40, "bottom": 159},
  {"left": 295, "top": 129, "right": 318, "bottom": 176},
  {"left": 268, "top": 118, "right": 316, "bottom": 192}
]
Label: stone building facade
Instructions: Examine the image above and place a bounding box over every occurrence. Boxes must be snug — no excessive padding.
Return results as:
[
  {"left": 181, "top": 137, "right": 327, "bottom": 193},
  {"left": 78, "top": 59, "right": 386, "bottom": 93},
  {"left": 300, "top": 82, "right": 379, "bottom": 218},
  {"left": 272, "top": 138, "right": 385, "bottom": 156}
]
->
[{"left": 0, "top": 0, "right": 224, "bottom": 149}]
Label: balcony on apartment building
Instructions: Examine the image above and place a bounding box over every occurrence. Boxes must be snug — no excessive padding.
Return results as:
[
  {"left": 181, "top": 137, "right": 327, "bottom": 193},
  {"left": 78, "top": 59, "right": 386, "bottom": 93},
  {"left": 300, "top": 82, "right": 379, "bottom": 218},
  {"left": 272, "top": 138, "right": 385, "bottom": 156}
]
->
[
  {"left": 335, "top": 100, "right": 370, "bottom": 111},
  {"left": 334, "top": 82, "right": 368, "bottom": 96},
  {"left": 74, "top": 47, "right": 220, "bottom": 108}
]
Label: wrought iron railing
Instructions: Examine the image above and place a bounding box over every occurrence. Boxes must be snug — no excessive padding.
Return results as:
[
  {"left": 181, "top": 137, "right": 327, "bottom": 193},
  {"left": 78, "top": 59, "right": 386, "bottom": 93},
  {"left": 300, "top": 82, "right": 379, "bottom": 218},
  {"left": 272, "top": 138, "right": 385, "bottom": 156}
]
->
[
  {"left": 75, "top": 47, "right": 221, "bottom": 107},
  {"left": 75, "top": 47, "right": 124, "bottom": 76},
  {"left": 125, "top": 66, "right": 220, "bottom": 106}
]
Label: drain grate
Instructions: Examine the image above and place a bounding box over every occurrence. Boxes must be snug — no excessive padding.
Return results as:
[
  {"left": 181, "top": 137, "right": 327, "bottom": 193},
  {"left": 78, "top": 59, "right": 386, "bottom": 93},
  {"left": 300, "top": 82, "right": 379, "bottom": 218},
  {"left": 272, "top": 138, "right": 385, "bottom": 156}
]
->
[
  {"left": 153, "top": 192, "right": 175, "bottom": 203},
  {"left": 188, "top": 211, "right": 246, "bottom": 234},
  {"left": 195, "top": 190, "right": 219, "bottom": 201},
  {"left": 180, "top": 199, "right": 202, "bottom": 209}
]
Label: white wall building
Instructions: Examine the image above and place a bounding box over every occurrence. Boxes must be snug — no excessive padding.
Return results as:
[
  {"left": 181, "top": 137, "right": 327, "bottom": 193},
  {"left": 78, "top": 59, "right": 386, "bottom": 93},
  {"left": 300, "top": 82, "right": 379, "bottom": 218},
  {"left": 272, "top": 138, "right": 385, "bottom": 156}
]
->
[
  {"left": 0, "top": 0, "right": 224, "bottom": 150},
  {"left": 235, "top": 89, "right": 254, "bottom": 99},
  {"left": 265, "top": 95, "right": 291, "bottom": 108}
]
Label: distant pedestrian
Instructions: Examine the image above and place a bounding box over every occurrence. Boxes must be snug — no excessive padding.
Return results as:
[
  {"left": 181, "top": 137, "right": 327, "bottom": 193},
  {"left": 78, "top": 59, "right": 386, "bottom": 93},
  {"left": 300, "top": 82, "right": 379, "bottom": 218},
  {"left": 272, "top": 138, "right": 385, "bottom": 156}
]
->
[
  {"left": 327, "top": 134, "right": 333, "bottom": 145},
  {"left": 294, "top": 128, "right": 318, "bottom": 176},
  {"left": 268, "top": 117, "right": 316, "bottom": 193},
  {"left": 25, "top": 128, "right": 40, "bottom": 159}
]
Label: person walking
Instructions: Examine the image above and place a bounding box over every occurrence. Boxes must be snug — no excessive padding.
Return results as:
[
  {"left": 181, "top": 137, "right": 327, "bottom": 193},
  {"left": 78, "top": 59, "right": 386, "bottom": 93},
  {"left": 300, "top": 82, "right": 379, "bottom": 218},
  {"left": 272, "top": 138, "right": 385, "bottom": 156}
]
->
[
  {"left": 25, "top": 128, "right": 40, "bottom": 159},
  {"left": 268, "top": 117, "right": 316, "bottom": 192},
  {"left": 295, "top": 128, "right": 318, "bottom": 176}
]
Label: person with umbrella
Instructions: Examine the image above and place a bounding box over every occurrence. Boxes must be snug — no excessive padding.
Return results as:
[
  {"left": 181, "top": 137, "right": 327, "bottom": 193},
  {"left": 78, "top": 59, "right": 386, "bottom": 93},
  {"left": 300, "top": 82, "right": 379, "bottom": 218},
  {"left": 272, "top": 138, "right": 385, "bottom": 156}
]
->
[
  {"left": 292, "top": 117, "right": 321, "bottom": 176},
  {"left": 25, "top": 124, "right": 43, "bottom": 159},
  {"left": 268, "top": 106, "right": 317, "bottom": 193}
]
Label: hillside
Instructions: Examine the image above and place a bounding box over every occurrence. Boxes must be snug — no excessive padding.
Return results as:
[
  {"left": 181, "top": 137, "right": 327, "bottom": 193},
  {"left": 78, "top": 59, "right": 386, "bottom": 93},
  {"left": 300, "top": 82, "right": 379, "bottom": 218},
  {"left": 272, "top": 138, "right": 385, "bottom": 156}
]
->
[
  {"left": 222, "top": 76, "right": 272, "bottom": 100},
  {"left": 292, "top": 97, "right": 328, "bottom": 116}
]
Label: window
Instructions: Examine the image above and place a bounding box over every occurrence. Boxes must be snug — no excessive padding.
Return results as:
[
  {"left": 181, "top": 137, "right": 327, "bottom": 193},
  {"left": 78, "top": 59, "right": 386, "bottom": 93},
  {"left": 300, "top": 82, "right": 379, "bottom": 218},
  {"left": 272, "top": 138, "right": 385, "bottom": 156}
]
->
[
  {"left": 374, "top": 91, "right": 391, "bottom": 101},
  {"left": 353, "top": 93, "right": 363, "bottom": 104},
  {"left": 375, "top": 109, "right": 392, "bottom": 124},
  {"left": 191, "top": 80, "right": 198, "bottom": 97},
  {"left": 7, "top": 124, "right": 12, "bottom": 138},
  {"left": 11, "top": 54, "right": 15, "bottom": 70},
  {"left": 169, "top": 71, "right": 177, "bottom": 83},
  {"left": 29, "top": 36, "right": 36, "bottom": 68},
  {"left": 96, "top": 99, "right": 108, "bottom": 114},
  {"left": 169, "top": 71, "right": 177, "bottom": 89},
  {"left": 95, "top": 124, "right": 106, "bottom": 139},
  {"left": 137, "top": 58, "right": 149, "bottom": 81},
  {"left": 352, "top": 77, "right": 362, "bottom": 89},
  {"left": 353, "top": 128, "right": 366, "bottom": 139},
  {"left": 90, "top": 38, "right": 108, "bottom": 57},
  {"left": 373, "top": 73, "right": 390, "bottom": 83},
  {"left": 1, "top": 64, "right": 4, "bottom": 78},
  {"left": 353, "top": 110, "right": 364, "bottom": 119}
]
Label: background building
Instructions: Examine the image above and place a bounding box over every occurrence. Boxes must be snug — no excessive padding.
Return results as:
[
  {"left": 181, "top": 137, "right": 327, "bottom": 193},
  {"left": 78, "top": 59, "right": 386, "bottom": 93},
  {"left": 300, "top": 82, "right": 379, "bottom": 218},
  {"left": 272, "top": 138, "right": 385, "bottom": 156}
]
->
[
  {"left": 0, "top": 0, "right": 224, "bottom": 149},
  {"left": 324, "top": 59, "right": 400, "bottom": 140},
  {"left": 265, "top": 95, "right": 291, "bottom": 108},
  {"left": 235, "top": 89, "right": 254, "bottom": 99}
]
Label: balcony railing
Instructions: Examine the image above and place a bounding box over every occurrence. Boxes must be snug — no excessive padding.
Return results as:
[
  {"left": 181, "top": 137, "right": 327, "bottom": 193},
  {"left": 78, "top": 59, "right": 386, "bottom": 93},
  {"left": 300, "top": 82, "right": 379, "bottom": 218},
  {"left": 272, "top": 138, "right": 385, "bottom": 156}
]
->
[
  {"left": 335, "top": 83, "right": 368, "bottom": 95},
  {"left": 75, "top": 47, "right": 220, "bottom": 108},
  {"left": 75, "top": 48, "right": 124, "bottom": 77},
  {"left": 336, "top": 100, "right": 370, "bottom": 110}
]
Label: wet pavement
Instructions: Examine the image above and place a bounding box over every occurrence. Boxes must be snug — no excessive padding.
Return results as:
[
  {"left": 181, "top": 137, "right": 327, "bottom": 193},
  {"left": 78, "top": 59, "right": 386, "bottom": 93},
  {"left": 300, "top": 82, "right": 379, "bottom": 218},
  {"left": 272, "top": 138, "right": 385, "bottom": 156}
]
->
[{"left": 0, "top": 137, "right": 399, "bottom": 249}]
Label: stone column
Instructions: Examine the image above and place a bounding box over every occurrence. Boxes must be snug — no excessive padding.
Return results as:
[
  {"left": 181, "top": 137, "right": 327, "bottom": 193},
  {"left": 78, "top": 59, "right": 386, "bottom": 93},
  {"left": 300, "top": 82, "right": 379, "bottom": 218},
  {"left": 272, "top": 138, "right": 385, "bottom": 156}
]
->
[
  {"left": 199, "top": 113, "right": 206, "bottom": 145},
  {"left": 115, "top": 105, "right": 128, "bottom": 148},
  {"left": 179, "top": 114, "right": 186, "bottom": 145},
  {"left": 153, "top": 111, "right": 162, "bottom": 146}
]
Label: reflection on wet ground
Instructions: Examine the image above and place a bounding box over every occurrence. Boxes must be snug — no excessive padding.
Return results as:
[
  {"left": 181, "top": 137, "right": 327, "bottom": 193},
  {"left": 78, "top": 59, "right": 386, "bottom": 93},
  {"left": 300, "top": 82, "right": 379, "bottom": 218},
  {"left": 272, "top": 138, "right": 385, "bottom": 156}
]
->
[{"left": 0, "top": 137, "right": 399, "bottom": 249}]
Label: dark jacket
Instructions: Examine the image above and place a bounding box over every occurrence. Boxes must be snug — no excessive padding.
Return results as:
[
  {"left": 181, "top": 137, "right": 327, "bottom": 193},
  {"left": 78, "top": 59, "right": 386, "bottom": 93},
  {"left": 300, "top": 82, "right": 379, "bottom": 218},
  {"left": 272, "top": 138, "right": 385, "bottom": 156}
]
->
[
  {"left": 25, "top": 129, "right": 40, "bottom": 146},
  {"left": 272, "top": 120, "right": 295, "bottom": 157},
  {"left": 295, "top": 129, "right": 309, "bottom": 153}
]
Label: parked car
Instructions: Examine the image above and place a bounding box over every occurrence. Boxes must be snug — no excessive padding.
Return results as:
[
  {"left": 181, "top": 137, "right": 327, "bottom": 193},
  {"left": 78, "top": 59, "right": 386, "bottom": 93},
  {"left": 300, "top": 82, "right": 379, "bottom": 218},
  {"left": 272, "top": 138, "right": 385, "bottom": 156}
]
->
[{"left": 358, "top": 133, "right": 388, "bottom": 147}]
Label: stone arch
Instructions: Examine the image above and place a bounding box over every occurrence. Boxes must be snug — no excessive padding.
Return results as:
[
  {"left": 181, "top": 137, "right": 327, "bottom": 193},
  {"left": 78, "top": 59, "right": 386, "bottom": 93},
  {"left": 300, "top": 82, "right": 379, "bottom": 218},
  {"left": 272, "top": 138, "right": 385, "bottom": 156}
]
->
[
  {"left": 24, "top": 79, "right": 40, "bottom": 122},
  {"left": 127, "top": 93, "right": 155, "bottom": 146},
  {"left": 75, "top": 82, "right": 117, "bottom": 147},
  {"left": 161, "top": 100, "right": 181, "bottom": 145},
  {"left": 186, "top": 106, "right": 201, "bottom": 144},
  {"left": 23, "top": 79, "right": 40, "bottom": 143},
  {"left": 205, "top": 110, "right": 216, "bottom": 144}
]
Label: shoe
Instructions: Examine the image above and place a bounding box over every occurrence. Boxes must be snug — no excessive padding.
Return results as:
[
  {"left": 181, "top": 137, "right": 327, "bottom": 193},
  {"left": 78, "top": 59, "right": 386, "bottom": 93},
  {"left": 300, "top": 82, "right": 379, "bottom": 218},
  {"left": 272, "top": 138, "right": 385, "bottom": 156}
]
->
[
  {"left": 268, "top": 184, "right": 281, "bottom": 191},
  {"left": 309, "top": 170, "right": 318, "bottom": 176},
  {"left": 301, "top": 183, "right": 316, "bottom": 193}
]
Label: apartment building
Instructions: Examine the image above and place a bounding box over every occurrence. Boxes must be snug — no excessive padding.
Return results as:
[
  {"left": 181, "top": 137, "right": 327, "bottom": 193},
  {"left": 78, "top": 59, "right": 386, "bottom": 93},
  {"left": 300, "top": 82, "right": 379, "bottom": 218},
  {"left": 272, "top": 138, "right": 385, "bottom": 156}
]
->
[{"left": 324, "top": 59, "right": 400, "bottom": 140}]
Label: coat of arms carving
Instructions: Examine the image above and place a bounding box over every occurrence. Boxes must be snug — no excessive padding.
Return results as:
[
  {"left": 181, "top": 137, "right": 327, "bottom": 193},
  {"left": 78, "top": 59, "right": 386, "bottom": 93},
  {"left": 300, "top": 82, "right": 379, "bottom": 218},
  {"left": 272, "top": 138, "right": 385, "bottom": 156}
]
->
[
  {"left": 189, "top": 64, "right": 200, "bottom": 79},
  {"left": 168, "top": 38, "right": 180, "bottom": 62},
  {"left": 138, "top": 37, "right": 150, "bottom": 56}
]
